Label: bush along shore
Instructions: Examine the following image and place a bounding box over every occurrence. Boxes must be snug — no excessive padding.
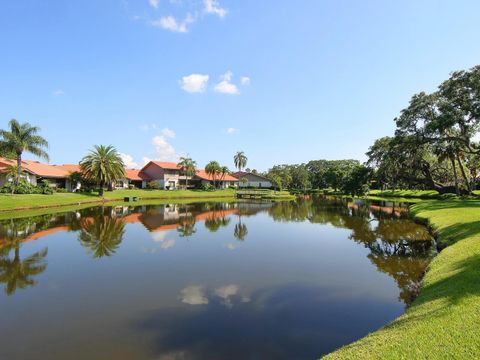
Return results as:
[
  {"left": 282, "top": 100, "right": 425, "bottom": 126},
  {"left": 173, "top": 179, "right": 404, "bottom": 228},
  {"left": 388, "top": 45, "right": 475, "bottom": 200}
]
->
[{"left": 325, "top": 199, "right": 480, "bottom": 359}]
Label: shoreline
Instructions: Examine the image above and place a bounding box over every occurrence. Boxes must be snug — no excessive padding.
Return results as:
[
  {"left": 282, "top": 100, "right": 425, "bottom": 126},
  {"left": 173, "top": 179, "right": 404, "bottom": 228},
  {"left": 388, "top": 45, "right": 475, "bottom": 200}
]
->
[{"left": 325, "top": 198, "right": 480, "bottom": 359}]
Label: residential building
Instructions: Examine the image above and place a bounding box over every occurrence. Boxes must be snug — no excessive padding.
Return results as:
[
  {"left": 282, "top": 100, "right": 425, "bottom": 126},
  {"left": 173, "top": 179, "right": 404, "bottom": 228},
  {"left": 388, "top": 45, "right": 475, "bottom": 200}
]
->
[{"left": 232, "top": 171, "right": 273, "bottom": 188}]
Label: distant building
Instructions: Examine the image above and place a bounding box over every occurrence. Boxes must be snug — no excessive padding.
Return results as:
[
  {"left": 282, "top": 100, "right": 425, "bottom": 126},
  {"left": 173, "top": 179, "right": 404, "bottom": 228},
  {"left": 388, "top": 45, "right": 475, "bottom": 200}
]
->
[
  {"left": 232, "top": 171, "right": 273, "bottom": 188},
  {"left": 0, "top": 157, "right": 80, "bottom": 191},
  {"left": 0, "top": 157, "right": 240, "bottom": 191},
  {"left": 141, "top": 161, "right": 238, "bottom": 189}
]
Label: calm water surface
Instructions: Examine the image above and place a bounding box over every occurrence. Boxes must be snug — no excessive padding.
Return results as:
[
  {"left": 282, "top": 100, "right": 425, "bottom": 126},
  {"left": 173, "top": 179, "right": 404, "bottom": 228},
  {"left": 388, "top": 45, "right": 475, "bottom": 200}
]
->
[{"left": 0, "top": 197, "right": 435, "bottom": 359}]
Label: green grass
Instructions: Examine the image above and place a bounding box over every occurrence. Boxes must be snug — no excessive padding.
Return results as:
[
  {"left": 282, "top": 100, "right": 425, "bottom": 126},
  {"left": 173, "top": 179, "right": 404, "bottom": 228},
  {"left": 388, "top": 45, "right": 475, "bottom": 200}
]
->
[
  {"left": 325, "top": 199, "right": 480, "bottom": 359},
  {"left": 0, "top": 189, "right": 236, "bottom": 212},
  {"left": 367, "top": 189, "right": 441, "bottom": 199}
]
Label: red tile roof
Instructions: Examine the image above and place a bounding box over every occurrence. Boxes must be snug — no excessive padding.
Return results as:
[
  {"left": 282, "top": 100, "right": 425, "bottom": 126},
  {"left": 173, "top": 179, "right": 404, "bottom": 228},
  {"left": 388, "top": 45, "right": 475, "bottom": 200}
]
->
[
  {"left": 147, "top": 161, "right": 181, "bottom": 170},
  {"left": 195, "top": 170, "right": 238, "bottom": 182},
  {"left": 0, "top": 157, "right": 70, "bottom": 178},
  {"left": 56, "top": 164, "right": 81, "bottom": 173},
  {"left": 125, "top": 169, "right": 151, "bottom": 181}
]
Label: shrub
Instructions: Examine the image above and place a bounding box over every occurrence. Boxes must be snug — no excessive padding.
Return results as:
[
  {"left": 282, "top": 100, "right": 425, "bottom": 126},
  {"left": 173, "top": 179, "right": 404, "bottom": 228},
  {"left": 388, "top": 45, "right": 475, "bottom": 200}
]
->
[
  {"left": 147, "top": 180, "right": 160, "bottom": 190},
  {"left": 38, "top": 180, "right": 55, "bottom": 195},
  {"left": 201, "top": 182, "right": 216, "bottom": 191},
  {"left": 0, "top": 180, "right": 40, "bottom": 194}
]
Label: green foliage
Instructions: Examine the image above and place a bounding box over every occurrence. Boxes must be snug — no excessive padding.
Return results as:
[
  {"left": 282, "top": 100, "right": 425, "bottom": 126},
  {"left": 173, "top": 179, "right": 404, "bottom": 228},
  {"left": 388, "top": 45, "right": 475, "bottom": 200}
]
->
[
  {"left": 80, "top": 145, "right": 126, "bottom": 196},
  {"left": 38, "top": 180, "right": 54, "bottom": 195},
  {"left": 178, "top": 156, "right": 197, "bottom": 189},
  {"left": 367, "top": 65, "right": 480, "bottom": 195},
  {"left": 147, "top": 180, "right": 160, "bottom": 189},
  {"left": 234, "top": 151, "right": 248, "bottom": 172},
  {"left": 201, "top": 182, "right": 215, "bottom": 191},
  {"left": 266, "top": 160, "right": 361, "bottom": 192},
  {"left": 341, "top": 165, "right": 371, "bottom": 197},
  {"left": 0, "top": 179, "right": 41, "bottom": 194}
]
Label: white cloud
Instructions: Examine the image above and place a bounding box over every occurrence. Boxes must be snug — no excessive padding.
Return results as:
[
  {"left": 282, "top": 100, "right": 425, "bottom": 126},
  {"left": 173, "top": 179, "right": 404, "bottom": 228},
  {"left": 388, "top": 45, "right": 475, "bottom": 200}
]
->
[
  {"left": 180, "top": 286, "right": 209, "bottom": 305},
  {"left": 151, "top": 13, "right": 195, "bottom": 33},
  {"left": 161, "top": 128, "right": 176, "bottom": 139},
  {"left": 142, "top": 157, "right": 152, "bottom": 166},
  {"left": 226, "top": 127, "right": 239, "bottom": 135},
  {"left": 152, "top": 232, "right": 177, "bottom": 250},
  {"left": 240, "top": 76, "right": 251, "bottom": 86},
  {"left": 161, "top": 239, "right": 176, "bottom": 250},
  {"left": 120, "top": 153, "right": 139, "bottom": 169},
  {"left": 140, "top": 123, "right": 159, "bottom": 131},
  {"left": 149, "top": 0, "right": 160, "bottom": 9},
  {"left": 152, "top": 134, "right": 179, "bottom": 162},
  {"left": 180, "top": 73, "right": 209, "bottom": 93},
  {"left": 214, "top": 71, "right": 239, "bottom": 95},
  {"left": 52, "top": 89, "right": 65, "bottom": 96},
  {"left": 204, "top": 0, "right": 227, "bottom": 18}
]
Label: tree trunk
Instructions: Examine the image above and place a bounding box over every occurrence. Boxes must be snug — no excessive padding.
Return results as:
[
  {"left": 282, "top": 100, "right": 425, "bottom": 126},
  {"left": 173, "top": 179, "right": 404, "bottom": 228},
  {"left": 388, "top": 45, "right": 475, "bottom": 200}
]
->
[
  {"left": 99, "top": 181, "right": 105, "bottom": 197},
  {"left": 456, "top": 155, "right": 472, "bottom": 194},
  {"left": 450, "top": 155, "right": 460, "bottom": 195},
  {"left": 16, "top": 152, "right": 22, "bottom": 186}
]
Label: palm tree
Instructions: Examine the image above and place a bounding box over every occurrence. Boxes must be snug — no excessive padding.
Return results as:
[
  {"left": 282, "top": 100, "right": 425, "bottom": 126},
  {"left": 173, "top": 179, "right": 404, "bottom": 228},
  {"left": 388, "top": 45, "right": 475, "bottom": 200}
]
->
[
  {"left": 5, "top": 165, "right": 22, "bottom": 193},
  {"left": 80, "top": 145, "right": 126, "bottom": 197},
  {"left": 205, "top": 161, "right": 221, "bottom": 188},
  {"left": 0, "top": 119, "right": 49, "bottom": 186},
  {"left": 0, "top": 242, "right": 48, "bottom": 296},
  {"left": 220, "top": 166, "right": 230, "bottom": 188},
  {"left": 178, "top": 156, "right": 197, "bottom": 190},
  {"left": 234, "top": 151, "right": 248, "bottom": 173}
]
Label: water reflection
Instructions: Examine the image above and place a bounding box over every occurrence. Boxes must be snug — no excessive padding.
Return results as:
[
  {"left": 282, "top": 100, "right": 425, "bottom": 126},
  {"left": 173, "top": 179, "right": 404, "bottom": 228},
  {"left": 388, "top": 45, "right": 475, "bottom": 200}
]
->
[
  {"left": 269, "top": 197, "right": 434, "bottom": 304},
  {"left": 78, "top": 207, "right": 126, "bottom": 258},
  {"left": 0, "top": 222, "right": 48, "bottom": 296},
  {"left": 0, "top": 198, "right": 434, "bottom": 302},
  {"left": 0, "top": 198, "right": 436, "bottom": 359}
]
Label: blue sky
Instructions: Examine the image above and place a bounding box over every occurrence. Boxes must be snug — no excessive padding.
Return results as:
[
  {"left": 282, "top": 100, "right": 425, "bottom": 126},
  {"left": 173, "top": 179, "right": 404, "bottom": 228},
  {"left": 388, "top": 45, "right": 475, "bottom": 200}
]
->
[{"left": 1, "top": 0, "right": 480, "bottom": 171}]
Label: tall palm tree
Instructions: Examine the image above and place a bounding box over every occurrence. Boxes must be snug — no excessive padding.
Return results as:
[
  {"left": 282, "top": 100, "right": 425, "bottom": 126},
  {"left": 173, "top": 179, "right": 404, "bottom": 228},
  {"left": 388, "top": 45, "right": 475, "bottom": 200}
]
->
[
  {"left": 0, "top": 242, "right": 48, "bottom": 296},
  {"left": 178, "top": 156, "right": 197, "bottom": 190},
  {"left": 234, "top": 151, "right": 248, "bottom": 173},
  {"left": 220, "top": 166, "right": 230, "bottom": 188},
  {"left": 205, "top": 161, "right": 221, "bottom": 188},
  {"left": 80, "top": 145, "right": 125, "bottom": 197},
  {"left": 0, "top": 119, "right": 49, "bottom": 185}
]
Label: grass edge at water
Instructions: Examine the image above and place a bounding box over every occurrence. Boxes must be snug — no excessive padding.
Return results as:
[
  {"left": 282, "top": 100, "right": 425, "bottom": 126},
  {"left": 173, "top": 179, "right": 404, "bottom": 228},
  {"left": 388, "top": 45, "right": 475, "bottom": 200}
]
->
[{"left": 324, "top": 199, "right": 480, "bottom": 359}]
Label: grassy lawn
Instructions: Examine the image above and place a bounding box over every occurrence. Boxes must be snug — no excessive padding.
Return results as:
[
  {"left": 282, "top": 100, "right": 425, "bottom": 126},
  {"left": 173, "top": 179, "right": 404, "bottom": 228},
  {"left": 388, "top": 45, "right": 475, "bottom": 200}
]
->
[
  {"left": 325, "top": 199, "right": 480, "bottom": 359},
  {"left": 367, "top": 189, "right": 441, "bottom": 199},
  {"left": 0, "top": 188, "right": 236, "bottom": 212}
]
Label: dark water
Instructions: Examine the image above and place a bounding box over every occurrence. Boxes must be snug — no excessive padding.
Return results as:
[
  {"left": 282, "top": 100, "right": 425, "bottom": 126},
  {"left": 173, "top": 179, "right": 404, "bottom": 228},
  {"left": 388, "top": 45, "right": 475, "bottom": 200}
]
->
[{"left": 0, "top": 197, "right": 434, "bottom": 359}]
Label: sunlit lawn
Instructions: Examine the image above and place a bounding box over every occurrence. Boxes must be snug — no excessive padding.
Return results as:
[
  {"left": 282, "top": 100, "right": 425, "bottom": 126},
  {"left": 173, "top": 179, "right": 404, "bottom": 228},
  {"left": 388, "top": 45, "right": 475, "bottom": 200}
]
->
[
  {"left": 325, "top": 199, "right": 480, "bottom": 359},
  {"left": 0, "top": 189, "right": 236, "bottom": 211}
]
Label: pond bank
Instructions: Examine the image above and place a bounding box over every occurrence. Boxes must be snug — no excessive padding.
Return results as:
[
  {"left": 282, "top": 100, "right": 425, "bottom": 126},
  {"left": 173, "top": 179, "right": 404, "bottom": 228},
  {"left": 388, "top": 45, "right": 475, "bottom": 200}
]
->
[
  {"left": 0, "top": 189, "right": 237, "bottom": 212},
  {"left": 325, "top": 199, "right": 480, "bottom": 359}
]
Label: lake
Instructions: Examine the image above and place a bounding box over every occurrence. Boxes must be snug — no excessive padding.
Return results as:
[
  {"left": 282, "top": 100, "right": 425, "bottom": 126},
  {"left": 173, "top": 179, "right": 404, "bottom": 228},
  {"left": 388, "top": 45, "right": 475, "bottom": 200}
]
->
[{"left": 0, "top": 197, "right": 435, "bottom": 359}]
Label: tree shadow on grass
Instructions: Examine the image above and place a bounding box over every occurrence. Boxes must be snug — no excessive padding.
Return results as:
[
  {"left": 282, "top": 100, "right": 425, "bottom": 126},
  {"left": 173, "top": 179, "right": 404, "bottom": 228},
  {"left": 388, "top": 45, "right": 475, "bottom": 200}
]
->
[
  {"left": 386, "top": 246, "right": 480, "bottom": 329},
  {"left": 439, "top": 221, "right": 480, "bottom": 246},
  {"left": 413, "top": 200, "right": 480, "bottom": 213}
]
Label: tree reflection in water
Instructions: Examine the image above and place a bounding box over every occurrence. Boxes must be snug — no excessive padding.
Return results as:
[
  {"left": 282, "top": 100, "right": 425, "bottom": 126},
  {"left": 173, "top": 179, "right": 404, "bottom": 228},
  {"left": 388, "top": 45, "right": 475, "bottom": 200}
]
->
[
  {"left": 0, "top": 221, "right": 48, "bottom": 296},
  {"left": 268, "top": 196, "right": 435, "bottom": 305},
  {"left": 78, "top": 207, "right": 126, "bottom": 258}
]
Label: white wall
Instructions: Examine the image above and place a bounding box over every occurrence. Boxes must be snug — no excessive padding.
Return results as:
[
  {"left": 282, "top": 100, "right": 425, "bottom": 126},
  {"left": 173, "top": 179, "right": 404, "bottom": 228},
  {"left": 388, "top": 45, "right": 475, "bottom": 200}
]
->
[{"left": 238, "top": 180, "right": 272, "bottom": 188}]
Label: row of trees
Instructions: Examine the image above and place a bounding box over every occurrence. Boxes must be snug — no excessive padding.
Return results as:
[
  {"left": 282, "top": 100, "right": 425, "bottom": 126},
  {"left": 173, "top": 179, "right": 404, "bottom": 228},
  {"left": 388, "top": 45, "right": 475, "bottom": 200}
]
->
[
  {"left": 263, "top": 65, "right": 480, "bottom": 196},
  {"left": 367, "top": 65, "right": 480, "bottom": 195},
  {"left": 265, "top": 160, "right": 371, "bottom": 196}
]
